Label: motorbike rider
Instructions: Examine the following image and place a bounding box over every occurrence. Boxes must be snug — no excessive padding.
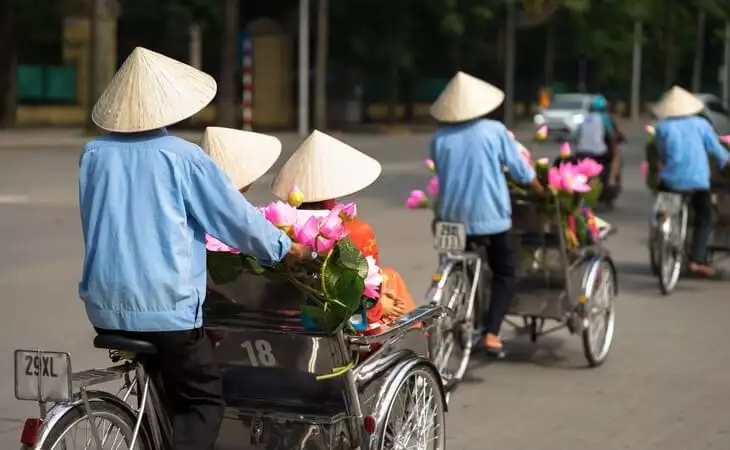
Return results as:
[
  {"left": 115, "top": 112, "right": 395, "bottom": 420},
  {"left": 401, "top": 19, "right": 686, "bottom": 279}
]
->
[
  {"left": 653, "top": 85, "right": 730, "bottom": 277},
  {"left": 79, "top": 47, "right": 310, "bottom": 450},
  {"left": 572, "top": 95, "right": 622, "bottom": 207},
  {"left": 429, "top": 71, "right": 544, "bottom": 355}
]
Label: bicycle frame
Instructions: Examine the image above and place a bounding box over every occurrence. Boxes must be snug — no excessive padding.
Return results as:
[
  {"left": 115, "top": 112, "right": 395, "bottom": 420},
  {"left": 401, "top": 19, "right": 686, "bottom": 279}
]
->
[{"left": 29, "top": 360, "right": 172, "bottom": 450}]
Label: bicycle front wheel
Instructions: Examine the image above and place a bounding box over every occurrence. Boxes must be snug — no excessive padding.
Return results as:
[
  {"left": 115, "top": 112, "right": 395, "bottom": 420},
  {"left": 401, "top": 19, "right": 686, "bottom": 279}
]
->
[{"left": 41, "top": 400, "right": 151, "bottom": 450}]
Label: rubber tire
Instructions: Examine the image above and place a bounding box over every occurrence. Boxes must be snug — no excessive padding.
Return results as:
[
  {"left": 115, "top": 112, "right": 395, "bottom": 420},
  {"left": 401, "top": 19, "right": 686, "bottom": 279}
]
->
[
  {"left": 581, "top": 260, "right": 617, "bottom": 367},
  {"left": 373, "top": 364, "right": 447, "bottom": 450},
  {"left": 427, "top": 268, "right": 473, "bottom": 391},
  {"left": 41, "top": 400, "right": 152, "bottom": 450}
]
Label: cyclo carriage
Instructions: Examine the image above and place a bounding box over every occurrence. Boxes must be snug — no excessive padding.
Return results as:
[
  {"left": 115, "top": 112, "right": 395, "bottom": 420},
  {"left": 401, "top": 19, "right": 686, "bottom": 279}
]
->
[
  {"left": 13, "top": 260, "right": 448, "bottom": 450},
  {"left": 426, "top": 162, "right": 618, "bottom": 387}
]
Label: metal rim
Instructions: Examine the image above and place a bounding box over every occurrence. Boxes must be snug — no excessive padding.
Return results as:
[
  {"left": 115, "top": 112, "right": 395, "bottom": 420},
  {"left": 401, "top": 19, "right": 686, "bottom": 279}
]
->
[
  {"left": 380, "top": 366, "right": 446, "bottom": 450},
  {"left": 430, "top": 269, "right": 473, "bottom": 385},
  {"left": 582, "top": 262, "right": 616, "bottom": 366},
  {"left": 48, "top": 409, "right": 137, "bottom": 450},
  {"left": 658, "top": 210, "right": 685, "bottom": 295}
]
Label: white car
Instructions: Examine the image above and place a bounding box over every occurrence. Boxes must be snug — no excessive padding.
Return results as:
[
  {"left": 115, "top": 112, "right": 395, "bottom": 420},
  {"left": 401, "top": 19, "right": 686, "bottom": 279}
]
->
[
  {"left": 533, "top": 93, "right": 597, "bottom": 139},
  {"left": 695, "top": 93, "right": 730, "bottom": 136}
]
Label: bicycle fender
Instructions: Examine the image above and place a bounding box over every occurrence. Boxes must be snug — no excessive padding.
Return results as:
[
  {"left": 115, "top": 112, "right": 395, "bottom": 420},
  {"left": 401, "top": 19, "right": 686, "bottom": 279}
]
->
[{"left": 32, "top": 390, "right": 145, "bottom": 450}]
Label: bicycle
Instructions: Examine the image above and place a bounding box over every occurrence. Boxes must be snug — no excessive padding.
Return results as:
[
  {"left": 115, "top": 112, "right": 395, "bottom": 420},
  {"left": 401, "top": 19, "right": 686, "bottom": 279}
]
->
[
  {"left": 17, "top": 336, "right": 176, "bottom": 449},
  {"left": 425, "top": 221, "right": 485, "bottom": 393},
  {"left": 649, "top": 191, "right": 689, "bottom": 295}
]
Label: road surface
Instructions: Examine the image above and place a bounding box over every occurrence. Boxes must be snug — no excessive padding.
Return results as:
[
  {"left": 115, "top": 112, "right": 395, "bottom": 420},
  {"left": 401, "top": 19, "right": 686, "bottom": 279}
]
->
[{"left": 1, "top": 124, "right": 729, "bottom": 449}]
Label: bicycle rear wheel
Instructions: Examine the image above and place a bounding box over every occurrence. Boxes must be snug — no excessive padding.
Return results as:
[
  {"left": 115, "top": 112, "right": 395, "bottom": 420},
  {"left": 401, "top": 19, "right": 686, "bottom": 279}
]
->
[
  {"left": 41, "top": 400, "right": 151, "bottom": 450},
  {"left": 428, "top": 265, "right": 474, "bottom": 390},
  {"left": 658, "top": 208, "right": 686, "bottom": 295}
]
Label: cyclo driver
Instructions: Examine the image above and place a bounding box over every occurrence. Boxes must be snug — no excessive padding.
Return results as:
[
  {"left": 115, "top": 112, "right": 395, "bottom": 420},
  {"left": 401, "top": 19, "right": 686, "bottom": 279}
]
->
[
  {"left": 652, "top": 86, "right": 730, "bottom": 277},
  {"left": 78, "top": 47, "right": 310, "bottom": 450},
  {"left": 429, "top": 72, "right": 544, "bottom": 355}
]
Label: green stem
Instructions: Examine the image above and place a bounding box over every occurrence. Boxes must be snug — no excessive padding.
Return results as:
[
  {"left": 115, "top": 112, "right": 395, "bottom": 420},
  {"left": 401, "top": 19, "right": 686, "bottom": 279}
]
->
[{"left": 320, "top": 247, "right": 335, "bottom": 298}]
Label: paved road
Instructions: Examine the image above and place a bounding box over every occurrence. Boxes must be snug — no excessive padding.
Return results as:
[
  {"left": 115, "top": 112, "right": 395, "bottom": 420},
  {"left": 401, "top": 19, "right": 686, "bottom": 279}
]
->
[{"left": 1, "top": 124, "right": 730, "bottom": 449}]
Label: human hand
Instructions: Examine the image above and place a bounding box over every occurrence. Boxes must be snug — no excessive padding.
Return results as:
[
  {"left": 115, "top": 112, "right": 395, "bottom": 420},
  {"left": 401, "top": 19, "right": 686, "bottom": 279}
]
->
[
  {"left": 381, "top": 293, "right": 407, "bottom": 317},
  {"left": 283, "top": 243, "right": 314, "bottom": 267}
]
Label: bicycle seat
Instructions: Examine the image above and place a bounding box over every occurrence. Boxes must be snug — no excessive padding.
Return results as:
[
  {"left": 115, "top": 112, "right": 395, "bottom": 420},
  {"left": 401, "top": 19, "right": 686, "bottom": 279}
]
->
[{"left": 93, "top": 335, "right": 158, "bottom": 355}]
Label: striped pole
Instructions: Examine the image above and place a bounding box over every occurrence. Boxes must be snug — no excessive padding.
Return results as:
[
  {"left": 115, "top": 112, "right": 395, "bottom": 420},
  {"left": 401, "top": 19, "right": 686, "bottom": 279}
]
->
[{"left": 242, "top": 33, "right": 253, "bottom": 131}]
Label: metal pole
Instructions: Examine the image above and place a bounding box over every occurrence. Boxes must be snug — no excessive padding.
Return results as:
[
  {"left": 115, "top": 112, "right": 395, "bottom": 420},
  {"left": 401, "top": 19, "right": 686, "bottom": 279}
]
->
[
  {"left": 723, "top": 22, "right": 730, "bottom": 110},
  {"left": 504, "top": 0, "right": 515, "bottom": 128},
  {"left": 630, "top": 20, "right": 642, "bottom": 122},
  {"left": 86, "top": 0, "right": 102, "bottom": 130},
  {"left": 298, "top": 0, "right": 310, "bottom": 136}
]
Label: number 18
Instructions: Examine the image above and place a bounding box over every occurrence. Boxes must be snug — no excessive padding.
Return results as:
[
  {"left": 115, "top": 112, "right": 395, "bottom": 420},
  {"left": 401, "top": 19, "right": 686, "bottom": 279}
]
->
[{"left": 240, "top": 340, "right": 277, "bottom": 367}]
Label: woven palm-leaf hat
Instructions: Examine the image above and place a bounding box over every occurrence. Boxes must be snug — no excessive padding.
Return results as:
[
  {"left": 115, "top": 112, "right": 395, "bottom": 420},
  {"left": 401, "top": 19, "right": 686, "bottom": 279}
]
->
[
  {"left": 271, "top": 130, "right": 382, "bottom": 202},
  {"left": 652, "top": 85, "right": 704, "bottom": 119},
  {"left": 430, "top": 71, "right": 505, "bottom": 123},
  {"left": 92, "top": 47, "right": 217, "bottom": 132},
  {"left": 201, "top": 127, "right": 282, "bottom": 190}
]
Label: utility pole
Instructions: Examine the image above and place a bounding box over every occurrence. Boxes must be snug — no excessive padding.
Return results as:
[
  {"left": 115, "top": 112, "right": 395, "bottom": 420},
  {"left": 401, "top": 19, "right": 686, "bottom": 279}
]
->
[
  {"left": 630, "top": 20, "right": 642, "bottom": 122},
  {"left": 298, "top": 0, "right": 311, "bottom": 136},
  {"left": 723, "top": 22, "right": 730, "bottom": 110},
  {"left": 504, "top": 0, "right": 516, "bottom": 128},
  {"left": 86, "top": 0, "right": 103, "bottom": 131}
]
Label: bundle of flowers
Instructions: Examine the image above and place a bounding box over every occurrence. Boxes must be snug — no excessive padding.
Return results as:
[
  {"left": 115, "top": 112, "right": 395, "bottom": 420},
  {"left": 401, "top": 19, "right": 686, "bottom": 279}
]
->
[
  {"left": 405, "top": 159, "right": 438, "bottom": 210},
  {"left": 405, "top": 139, "right": 604, "bottom": 247},
  {"left": 206, "top": 187, "right": 381, "bottom": 335}
]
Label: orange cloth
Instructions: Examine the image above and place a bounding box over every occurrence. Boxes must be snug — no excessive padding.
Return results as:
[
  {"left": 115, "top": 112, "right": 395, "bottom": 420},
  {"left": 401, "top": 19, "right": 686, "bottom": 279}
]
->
[
  {"left": 380, "top": 267, "right": 416, "bottom": 318},
  {"left": 344, "top": 219, "right": 380, "bottom": 266}
]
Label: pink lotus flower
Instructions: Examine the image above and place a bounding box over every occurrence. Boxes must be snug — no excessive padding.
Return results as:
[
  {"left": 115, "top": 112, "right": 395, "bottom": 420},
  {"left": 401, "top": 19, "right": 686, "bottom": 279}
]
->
[
  {"left": 426, "top": 176, "right": 439, "bottom": 197},
  {"left": 425, "top": 159, "right": 435, "bottom": 173},
  {"left": 340, "top": 202, "right": 357, "bottom": 219},
  {"left": 640, "top": 161, "right": 649, "bottom": 178},
  {"left": 293, "top": 216, "right": 320, "bottom": 248},
  {"left": 536, "top": 125, "right": 548, "bottom": 140},
  {"left": 547, "top": 167, "right": 562, "bottom": 190},
  {"left": 574, "top": 158, "right": 603, "bottom": 178},
  {"left": 557, "top": 163, "right": 590, "bottom": 193},
  {"left": 263, "top": 201, "right": 297, "bottom": 228},
  {"left": 720, "top": 135, "right": 730, "bottom": 146},
  {"left": 507, "top": 130, "right": 515, "bottom": 139},
  {"left": 319, "top": 209, "right": 348, "bottom": 240},
  {"left": 287, "top": 185, "right": 305, "bottom": 207},
  {"left": 645, "top": 124, "right": 655, "bottom": 136},
  {"left": 559, "top": 142, "right": 571, "bottom": 158},
  {"left": 314, "top": 236, "right": 336, "bottom": 254},
  {"left": 363, "top": 256, "right": 382, "bottom": 298},
  {"left": 405, "top": 190, "right": 428, "bottom": 209},
  {"left": 205, "top": 234, "right": 241, "bottom": 254}
]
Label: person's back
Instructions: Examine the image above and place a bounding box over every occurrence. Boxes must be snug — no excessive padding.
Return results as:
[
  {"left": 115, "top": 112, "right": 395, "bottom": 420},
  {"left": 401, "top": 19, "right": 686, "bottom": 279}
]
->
[
  {"left": 656, "top": 115, "right": 725, "bottom": 191},
  {"left": 576, "top": 112, "right": 607, "bottom": 154},
  {"left": 431, "top": 118, "right": 534, "bottom": 235},
  {"left": 80, "top": 131, "right": 219, "bottom": 330}
]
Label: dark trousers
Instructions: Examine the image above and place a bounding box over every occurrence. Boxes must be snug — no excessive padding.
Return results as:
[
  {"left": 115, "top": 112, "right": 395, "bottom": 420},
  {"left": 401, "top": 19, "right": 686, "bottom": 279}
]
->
[
  {"left": 467, "top": 232, "right": 516, "bottom": 335},
  {"left": 657, "top": 181, "right": 713, "bottom": 264},
  {"left": 95, "top": 327, "right": 225, "bottom": 450}
]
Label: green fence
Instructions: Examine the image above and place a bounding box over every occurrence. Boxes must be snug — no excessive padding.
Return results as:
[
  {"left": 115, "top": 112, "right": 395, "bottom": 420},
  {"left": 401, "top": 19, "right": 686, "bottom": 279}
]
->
[{"left": 16, "top": 65, "right": 77, "bottom": 104}]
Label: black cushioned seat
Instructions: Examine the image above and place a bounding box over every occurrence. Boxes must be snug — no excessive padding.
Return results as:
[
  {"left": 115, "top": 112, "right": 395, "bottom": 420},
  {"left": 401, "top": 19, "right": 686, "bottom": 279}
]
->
[{"left": 93, "top": 335, "right": 158, "bottom": 355}]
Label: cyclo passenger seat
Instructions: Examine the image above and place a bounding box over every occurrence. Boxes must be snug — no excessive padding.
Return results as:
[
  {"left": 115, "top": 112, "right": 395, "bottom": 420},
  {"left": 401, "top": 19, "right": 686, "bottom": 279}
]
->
[{"left": 93, "top": 335, "right": 158, "bottom": 355}]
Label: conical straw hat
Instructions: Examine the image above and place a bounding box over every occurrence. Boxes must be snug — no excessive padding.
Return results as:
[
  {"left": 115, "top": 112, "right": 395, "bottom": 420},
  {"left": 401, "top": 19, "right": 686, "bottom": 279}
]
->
[
  {"left": 271, "top": 130, "right": 382, "bottom": 202},
  {"left": 652, "top": 86, "right": 704, "bottom": 119},
  {"left": 430, "top": 71, "right": 505, "bottom": 123},
  {"left": 201, "top": 127, "right": 282, "bottom": 190},
  {"left": 92, "top": 47, "right": 217, "bottom": 132}
]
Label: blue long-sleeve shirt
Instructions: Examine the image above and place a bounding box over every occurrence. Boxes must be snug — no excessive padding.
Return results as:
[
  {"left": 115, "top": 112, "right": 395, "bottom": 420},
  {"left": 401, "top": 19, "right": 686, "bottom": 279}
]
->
[
  {"left": 656, "top": 116, "right": 729, "bottom": 191},
  {"left": 78, "top": 129, "right": 292, "bottom": 332},
  {"left": 431, "top": 119, "right": 535, "bottom": 235}
]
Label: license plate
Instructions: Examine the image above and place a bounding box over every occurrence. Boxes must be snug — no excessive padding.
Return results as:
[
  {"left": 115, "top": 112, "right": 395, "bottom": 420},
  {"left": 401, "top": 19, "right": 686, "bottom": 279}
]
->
[
  {"left": 433, "top": 221, "right": 466, "bottom": 253},
  {"left": 14, "top": 350, "right": 73, "bottom": 402}
]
